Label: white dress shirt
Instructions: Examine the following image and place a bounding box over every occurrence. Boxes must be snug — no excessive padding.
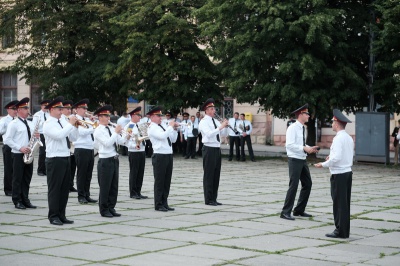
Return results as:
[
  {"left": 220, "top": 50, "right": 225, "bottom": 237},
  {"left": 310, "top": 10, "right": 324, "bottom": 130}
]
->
[
  {"left": 193, "top": 117, "right": 201, "bottom": 128},
  {"left": 321, "top": 130, "right": 354, "bottom": 174},
  {"left": 184, "top": 122, "right": 196, "bottom": 139},
  {"left": 0, "top": 114, "right": 14, "bottom": 135},
  {"left": 286, "top": 120, "right": 308, "bottom": 160},
  {"left": 3, "top": 117, "right": 34, "bottom": 153},
  {"left": 73, "top": 114, "right": 94, "bottom": 150},
  {"left": 117, "top": 116, "right": 130, "bottom": 127},
  {"left": 124, "top": 122, "right": 145, "bottom": 152},
  {"left": 237, "top": 119, "right": 253, "bottom": 135},
  {"left": 148, "top": 122, "right": 177, "bottom": 154},
  {"left": 43, "top": 116, "right": 78, "bottom": 157},
  {"left": 32, "top": 110, "right": 49, "bottom": 134},
  {"left": 228, "top": 118, "right": 239, "bottom": 137},
  {"left": 198, "top": 115, "right": 227, "bottom": 148},
  {"left": 93, "top": 124, "right": 125, "bottom": 158}
]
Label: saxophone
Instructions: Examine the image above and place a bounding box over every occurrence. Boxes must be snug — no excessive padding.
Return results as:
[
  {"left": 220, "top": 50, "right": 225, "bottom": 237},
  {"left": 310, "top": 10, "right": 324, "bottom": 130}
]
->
[{"left": 23, "top": 116, "right": 43, "bottom": 164}]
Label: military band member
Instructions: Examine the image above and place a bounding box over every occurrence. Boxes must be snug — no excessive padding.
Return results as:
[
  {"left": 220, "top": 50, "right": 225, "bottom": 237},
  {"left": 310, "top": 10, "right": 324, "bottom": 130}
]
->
[
  {"left": 93, "top": 105, "right": 125, "bottom": 217},
  {"left": 125, "top": 107, "right": 148, "bottom": 199},
  {"left": 194, "top": 111, "right": 203, "bottom": 156},
  {"left": 180, "top": 112, "right": 190, "bottom": 157},
  {"left": 147, "top": 106, "right": 178, "bottom": 212},
  {"left": 61, "top": 100, "right": 77, "bottom": 193},
  {"left": 280, "top": 104, "right": 319, "bottom": 221},
  {"left": 72, "top": 99, "right": 97, "bottom": 204},
  {"left": 4, "top": 98, "right": 38, "bottom": 209},
  {"left": 140, "top": 114, "right": 153, "bottom": 158},
  {"left": 184, "top": 115, "right": 197, "bottom": 159},
  {"left": 32, "top": 99, "right": 50, "bottom": 176},
  {"left": 43, "top": 96, "right": 79, "bottom": 225},
  {"left": 198, "top": 98, "right": 228, "bottom": 206},
  {"left": 228, "top": 112, "right": 240, "bottom": 161},
  {"left": 315, "top": 109, "right": 354, "bottom": 238},
  {"left": 238, "top": 113, "right": 255, "bottom": 162},
  {"left": 0, "top": 100, "right": 18, "bottom": 196}
]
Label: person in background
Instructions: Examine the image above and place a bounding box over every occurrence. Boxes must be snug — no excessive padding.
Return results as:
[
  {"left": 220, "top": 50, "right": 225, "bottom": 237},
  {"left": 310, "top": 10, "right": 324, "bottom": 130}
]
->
[
  {"left": 391, "top": 119, "right": 400, "bottom": 165},
  {"left": 0, "top": 100, "right": 18, "bottom": 196},
  {"left": 32, "top": 99, "right": 50, "bottom": 176},
  {"left": 184, "top": 115, "right": 197, "bottom": 159},
  {"left": 238, "top": 113, "right": 255, "bottom": 162},
  {"left": 117, "top": 112, "right": 130, "bottom": 156},
  {"left": 315, "top": 109, "right": 354, "bottom": 239},
  {"left": 228, "top": 112, "right": 240, "bottom": 161}
]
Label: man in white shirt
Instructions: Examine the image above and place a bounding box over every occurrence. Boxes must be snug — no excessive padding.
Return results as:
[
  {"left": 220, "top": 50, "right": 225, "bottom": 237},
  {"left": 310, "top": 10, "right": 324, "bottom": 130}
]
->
[
  {"left": 72, "top": 99, "right": 97, "bottom": 204},
  {"left": 125, "top": 107, "right": 148, "bottom": 200},
  {"left": 180, "top": 112, "right": 190, "bottom": 157},
  {"left": 147, "top": 106, "right": 178, "bottom": 212},
  {"left": 117, "top": 112, "right": 130, "bottom": 155},
  {"left": 280, "top": 104, "right": 319, "bottom": 221},
  {"left": 4, "top": 98, "right": 38, "bottom": 209},
  {"left": 184, "top": 115, "right": 197, "bottom": 159},
  {"left": 43, "top": 96, "right": 79, "bottom": 225},
  {"left": 93, "top": 105, "right": 125, "bottom": 218},
  {"left": 199, "top": 98, "right": 228, "bottom": 206},
  {"left": 194, "top": 111, "right": 203, "bottom": 156},
  {"left": 315, "top": 109, "right": 354, "bottom": 238},
  {"left": 32, "top": 99, "right": 50, "bottom": 176},
  {"left": 228, "top": 112, "right": 240, "bottom": 161},
  {"left": 238, "top": 113, "right": 255, "bottom": 162},
  {"left": 140, "top": 114, "right": 153, "bottom": 157},
  {"left": 0, "top": 100, "right": 18, "bottom": 196}
]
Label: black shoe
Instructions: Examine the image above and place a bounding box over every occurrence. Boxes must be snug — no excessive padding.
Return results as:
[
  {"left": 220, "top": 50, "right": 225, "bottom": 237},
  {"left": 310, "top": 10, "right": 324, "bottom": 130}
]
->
[
  {"left": 101, "top": 211, "right": 113, "bottom": 218},
  {"left": 184, "top": 157, "right": 190, "bottom": 159},
  {"left": 15, "top": 202, "right": 26, "bottom": 209},
  {"left": 216, "top": 202, "right": 222, "bottom": 205},
  {"left": 280, "top": 213, "right": 295, "bottom": 220},
  {"left": 251, "top": 159, "right": 256, "bottom": 162},
  {"left": 191, "top": 157, "right": 196, "bottom": 159},
  {"left": 293, "top": 212, "right": 312, "bottom": 217},
  {"left": 228, "top": 158, "right": 232, "bottom": 161},
  {"left": 165, "top": 206, "right": 175, "bottom": 211},
  {"left": 60, "top": 218, "right": 74, "bottom": 224},
  {"left": 86, "top": 197, "right": 98, "bottom": 203},
  {"left": 110, "top": 210, "right": 121, "bottom": 217},
  {"left": 131, "top": 194, "right": 141, "bottom": 199},
  {"left": 23, "top": 202, "right": 37, "bottom": 209},
  {"left": 139, "top": 194, "right": 148, "bottom": 199},
  {"left": 78, "top": 198, "right": 88, "bottom": 204},
  {"left": 325, "top": 232, "right": 340, "bottom": 238},
  {"left": 50, "top": 219, "right": 63, "bottom": 226},
  {"left": 155, "top": 206, "right": 168, "bottom": 212},
  {"left": 5, "top": 191, "right": 12, "bottom": 196},
  {"left": 206, "top": 202, "right": 218, "bottom": 206},
  {"left": 69, "top": 187, "right": 78, "bottom": 192},
  {"left": 37, "top": 172, "right": 45, "bottom": 176}
]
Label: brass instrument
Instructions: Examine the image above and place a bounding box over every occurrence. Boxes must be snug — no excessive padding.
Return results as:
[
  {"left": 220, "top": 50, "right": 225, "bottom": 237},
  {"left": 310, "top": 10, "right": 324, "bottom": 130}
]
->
[
  {"left": 177, "top": 121, "right": 192, "bottom": 128},
  {"left": 68, "top": 115, "right": 99, "bottom": 129},
  {"left": 214, "top": 113, "right": 238, "bottom": 134},
  {"left": 24, "top": 116, "right": 43, "bottom": 164}
]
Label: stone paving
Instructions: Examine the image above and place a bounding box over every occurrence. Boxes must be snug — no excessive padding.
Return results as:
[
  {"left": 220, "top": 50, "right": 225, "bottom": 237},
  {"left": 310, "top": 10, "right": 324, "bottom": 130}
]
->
[{"left": 0, "top": 146, "right": 399, "bottom": 265}]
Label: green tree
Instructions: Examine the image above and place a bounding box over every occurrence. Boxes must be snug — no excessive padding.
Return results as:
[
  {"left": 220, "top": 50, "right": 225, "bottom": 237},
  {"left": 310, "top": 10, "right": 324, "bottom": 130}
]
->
[
  {"left": 106, "top": 0, "right": 223, "bottom": 113},
  {"left": 0, "top": 0, "right": 129, "bottom": 111}
]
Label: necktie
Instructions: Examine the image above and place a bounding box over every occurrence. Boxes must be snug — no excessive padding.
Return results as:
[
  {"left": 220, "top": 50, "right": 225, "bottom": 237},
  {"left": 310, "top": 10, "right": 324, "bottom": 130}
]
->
[
  {"left": 243, "top": 121, "right": 245, "bottom": 132},
  {"left": 85, "top": 117, "right": 94, "bottom": 141},
  {"left": 212, "top": 118, "right": 220, "bottom": 142},
  {"left": 158, "top": 124, "right": 171, "bottom": 146},
  {"left": 57, "top": 119, "right": 71, "bottom": 149},
  {"left": 19, "top": 118, "right": 31, "bottom": 141},
  {"left": 234, "top": 120, "right": 237, "bottom": 133},
  {"left": 44, "top": 112, "right": 47, "bottom": 121},
  {"left": 303, "top": 126, "right": 306, "bottom": 153},
  {"left": 106, "top": 126, "right": 118, "bottom": 152}
]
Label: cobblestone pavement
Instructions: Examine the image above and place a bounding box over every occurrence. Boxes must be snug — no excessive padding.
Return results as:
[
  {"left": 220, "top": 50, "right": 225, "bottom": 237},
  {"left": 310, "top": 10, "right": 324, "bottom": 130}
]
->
[{"left": 0, "top": 147, "right": 399, "bottom": 265}]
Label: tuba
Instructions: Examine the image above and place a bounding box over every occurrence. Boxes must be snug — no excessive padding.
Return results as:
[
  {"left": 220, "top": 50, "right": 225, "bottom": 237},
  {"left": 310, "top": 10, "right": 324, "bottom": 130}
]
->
[{"left": 24, "top": 116, "right": 43, "bottom": 164}]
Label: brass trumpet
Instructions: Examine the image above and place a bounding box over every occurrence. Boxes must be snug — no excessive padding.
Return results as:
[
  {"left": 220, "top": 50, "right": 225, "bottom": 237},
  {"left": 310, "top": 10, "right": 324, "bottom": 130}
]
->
[{"left": 68, "top": 116, "right": 99, "bottom": 129}]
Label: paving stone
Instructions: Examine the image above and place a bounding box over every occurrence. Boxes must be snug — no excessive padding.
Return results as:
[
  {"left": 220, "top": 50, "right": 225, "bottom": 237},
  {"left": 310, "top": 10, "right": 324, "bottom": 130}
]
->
[
  {"left": 77, "top": 224, "right": 164, "bottom": 236},
  {"left": 0, "top": 253, "right": 82, "bottom": 265},
  {"left": 121, "top": 218, "right": 202, "bottom": 229},
  {"left": 188, "top": 224, "right": 266, "bottom": 238},
  {"left": 0, "top": 248, "right": 16, "bottom": 256},
  {"left": 351, "top": 232, "right": 400, "bottom": 248},
  {"left": 359, "top": 211, "right": 400, "bottom": 222},
  {"left": 0, "top": 235, "right": 69, "bottom": 251},
  {"left": 28, "top": 229, "right": 119, "bottom": 242},
  {"left": 350, "top": 219, "right": 400, "bottom": 230},
  {"left": 363, "top": 253, "right": 400, "bottom": 266},
  {"left": 142, "top": 229, "right": 229, "bottom": 244},
  {"left": 239, "top": 254, "right": 340, "bottom": 266},
  {"left": 0, "top": 224, "right": 55, "bottom": 235}
]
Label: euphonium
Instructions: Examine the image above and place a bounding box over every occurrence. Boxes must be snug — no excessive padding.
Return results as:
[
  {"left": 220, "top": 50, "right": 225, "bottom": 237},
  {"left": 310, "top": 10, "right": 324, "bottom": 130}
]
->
[{"left": 24, "top": 116, "right": 43, "bottom": 164}]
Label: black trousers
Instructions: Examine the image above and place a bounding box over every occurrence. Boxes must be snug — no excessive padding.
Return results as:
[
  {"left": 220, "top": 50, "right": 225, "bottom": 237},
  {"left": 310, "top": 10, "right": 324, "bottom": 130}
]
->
[
  {"left": 75, "top": 148, "right": 94, "bottom": 200},
  {"left": 282, "top": 158, "right": 312, "bottom": 215},
  {"left": 181, "top": 136, "right": 187, "bottom": 157},
  {"left": 2, "top": 144, "right": 13, "bottom": 194},
  {"left": 197, "top": 133, "right": 203, "bottom": 155},
  {"left": 173, "top": 132, "right": 182, "bottom": 153},
  {"left": 186, "top": 137, "right": 197, "bottom": 158},
  {"left": 145, "top": 139, "right": 153, "bottom": 158},
  {"left": 11, "top": 153, "right": 33, "bottom": 205},
  {"left": 202, "top": 146, "right": 221, "bottom": 204},
  {"left": 240, "top": 135, "right": 255, "bottom": 160},
  {"left": 46, "top": 157, "right": 70, "bottom": 221},
  {"left": 128, "top": 151, "right": 146, "bottom": 197},
  {"left": 70, "top": 154, "right": 76, "bottom": 188},
  {"left": 38, "top": 134, "right": 46, "bottom": 174},
  {"left": 152, "top": 154, "right": 173, "bottom": 209},
  {"left": 228, "top": 136, "right": 240, "bottom": 160},
  {"left": 97, "top": 157, "right": 119, "bottom": 214},
  {"left": 331, "top": 172, "right": 352, "bottom": 238}
]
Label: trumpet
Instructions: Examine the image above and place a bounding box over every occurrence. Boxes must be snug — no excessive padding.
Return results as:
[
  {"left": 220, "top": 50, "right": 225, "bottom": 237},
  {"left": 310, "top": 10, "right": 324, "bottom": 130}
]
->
[
  {"left": 177, "top": 121, "right": 192, "bottom": 128},
  {"left": 214, "top": 113, "right": 239, "bottom": 134},
  {"left": 85, "top": 111, "right": 98, "bottom": 120},
  {"left": 68, "top": 116, "right": 99, "bottom": 129}
]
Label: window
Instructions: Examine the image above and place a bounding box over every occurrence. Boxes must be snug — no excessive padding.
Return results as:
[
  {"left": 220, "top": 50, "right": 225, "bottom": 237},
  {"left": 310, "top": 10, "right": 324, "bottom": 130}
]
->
[
  {"left": 1, "top": 15, "right": 15, "bottom": 49},
  {"left": 0, "top": 72, "right": 18, "bottom": 116}
]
